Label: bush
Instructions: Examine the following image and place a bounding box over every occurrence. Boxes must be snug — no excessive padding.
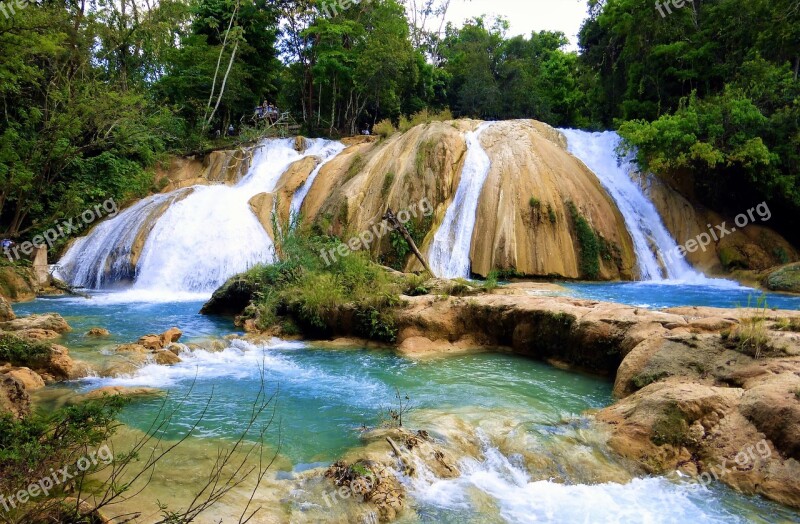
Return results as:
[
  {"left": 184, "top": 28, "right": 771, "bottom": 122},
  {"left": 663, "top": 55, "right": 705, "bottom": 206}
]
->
[
  {"left": 567, "top": 201, "right": 600, "bottom": 279},
  {"left": 373, "top": 119, "right": 396, "bottom": 138},
  {"left": 0, "top": 334, "right": 52, "bottom": 368},
  {"left": 243, "top": 216, "right": 404, "bottom": 340}
]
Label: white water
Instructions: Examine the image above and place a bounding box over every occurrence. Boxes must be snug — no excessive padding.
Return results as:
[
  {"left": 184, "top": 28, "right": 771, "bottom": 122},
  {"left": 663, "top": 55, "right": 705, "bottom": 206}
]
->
[
  {"left": 405, "top": 432, "right": 749, "bottom": 523},
  {"left": 428, "top": 122, "right": 494, "bottom": 278},
  {"left": 55, "top": 192, "right": 188, "bottom": 289},
  {"left": 560, "top": 129, "right": 731, "bottom": 284},
  {"left": 58, "top": 138, "right": 341, "bottom": 295},
  {"left": 289, "top": 141, "right": 346, "bottom": 219}
]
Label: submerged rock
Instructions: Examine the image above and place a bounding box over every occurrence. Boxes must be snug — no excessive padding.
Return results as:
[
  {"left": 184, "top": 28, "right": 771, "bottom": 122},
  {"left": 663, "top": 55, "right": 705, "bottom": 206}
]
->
[
  {"left": 83, "top": 386, "right": 164, "bottom": 400},
  {"left": 87, "top": 327, "right": 110, "bottom": 336}
]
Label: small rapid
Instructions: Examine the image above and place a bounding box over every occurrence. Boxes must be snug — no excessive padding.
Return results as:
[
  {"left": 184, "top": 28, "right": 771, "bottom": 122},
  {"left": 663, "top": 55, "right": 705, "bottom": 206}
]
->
[{"left": 428, "top": 122, "right": 494, "bottom": 278}]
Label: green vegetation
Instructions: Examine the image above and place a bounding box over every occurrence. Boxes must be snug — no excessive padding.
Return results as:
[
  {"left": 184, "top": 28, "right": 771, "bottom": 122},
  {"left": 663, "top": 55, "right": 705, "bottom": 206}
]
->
[
  {"left": 241, "top": 217, "right": 403, "bottom": 342},
  {"left": 381, "top": 172, "right": 396, "bottom": 197},
  {"left": 632, "top": 371, "right": 670, "bottom": 389},
  {"left": 2, "top": 0, "right": 797, "bottom": 248},
  {"left": 546, "top": 204, "right": 557, "bottom": 225},
  {"left": 651, "top": 404, "right": 689, "bottom": 447},
  {"left": 567, "top": 201, "right": 601, "bottom": 279},
  {"left": 775, "top": 317, "right": 800, "bottom": 332},
  {"left": 0, "top": 333, "right": 52, "bottom": 368},
  {"left": 583, "top": 0, "right": 800, "bottom": 245},
  {"left": 529, "top": 196, "right": 541, "bottom": 209},
  {"left": 723, "top": 296, "right": 772, "bottom": 358},
  {"left": 373, "top": 119, "right": 397, "bottom": 139}
]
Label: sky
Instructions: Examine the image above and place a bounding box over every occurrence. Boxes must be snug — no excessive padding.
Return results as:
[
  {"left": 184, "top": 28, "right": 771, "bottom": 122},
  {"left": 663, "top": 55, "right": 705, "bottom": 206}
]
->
[{"left": 442, "top": 0, "right": 589, "bottom": 50}]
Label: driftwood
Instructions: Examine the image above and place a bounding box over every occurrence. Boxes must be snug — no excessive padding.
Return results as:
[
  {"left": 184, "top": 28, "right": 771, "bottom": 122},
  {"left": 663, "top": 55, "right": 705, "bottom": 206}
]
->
[{"left": 382, "top": 208, "right": 435, "bottom": 277}]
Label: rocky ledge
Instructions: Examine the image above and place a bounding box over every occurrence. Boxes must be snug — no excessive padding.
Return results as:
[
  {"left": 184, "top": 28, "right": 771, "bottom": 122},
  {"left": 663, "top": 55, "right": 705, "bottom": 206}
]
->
[{"left": 238, "top": 281, "right": 800, "bottom": 509}]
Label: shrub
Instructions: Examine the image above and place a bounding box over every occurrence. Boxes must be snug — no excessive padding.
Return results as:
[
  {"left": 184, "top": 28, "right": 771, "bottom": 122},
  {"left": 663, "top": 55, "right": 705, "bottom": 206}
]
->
[
  {"left": 373, "top": 119, "right": 396, "bottom": 138},
  {"left": 529, "top": 196, "right": 541, "bottom": 209},
  {"left": 567, "top": 201, "right": 600, "bottom": 279},
  {"left": 547, "top": 204, "right": 557, "bottom": 224},
  {"left": 0, "top": 334, "right": 52, "bottom": 368},
  {"left": 381, "top": 172, "right": 395, "bottom": 197},
  {"left": 726, "top": 295, "right": 771, "bottom": 358},
  {"left": 245, "top": 215, "right": 404, "bottom": 340}
]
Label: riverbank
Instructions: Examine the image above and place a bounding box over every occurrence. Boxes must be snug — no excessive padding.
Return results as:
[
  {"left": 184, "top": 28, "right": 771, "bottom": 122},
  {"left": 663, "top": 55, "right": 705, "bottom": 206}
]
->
[{"left": 212, "top": 275, "right": 800, "bottom": 510}]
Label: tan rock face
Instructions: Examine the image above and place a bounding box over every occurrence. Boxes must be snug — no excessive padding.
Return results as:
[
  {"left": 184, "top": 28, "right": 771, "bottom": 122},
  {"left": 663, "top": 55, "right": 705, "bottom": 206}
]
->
[
  {"left": 0, "top": 296, "right": 16, "bottom": 321},
  {"left": 472, "top": 121, "right": 635, "bottom": 278},
  {"left": 635, "top": 172, "right": 797, "bottom": 274},
  {"left": 293, "top": 120, "right": 636, "bottom": 278},
  {"left": 158, "top": 149, "right": 252, "bottom": 192},
  {"left": 83, "top": 386, "right": 164, "bottom": 400},
  {"left": 5, "top": 367, "right": 45, "bottom": 391},
  {"left": 249, "top": 155, "right": 320, "bottom": 236},
  {"left": 1, "top": 313, "right": 71, "bottom": 333},
  {"left": 0, "top": 375, "right": 30, "bottom": 418}
]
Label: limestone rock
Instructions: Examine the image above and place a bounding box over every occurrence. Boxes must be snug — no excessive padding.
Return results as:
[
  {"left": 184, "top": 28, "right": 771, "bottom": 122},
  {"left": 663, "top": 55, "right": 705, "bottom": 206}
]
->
[
  {"left": 0, "top": 295, "right": 15, "bottom": 321},
  {"left": 0, "top": 313, "right": 71, "bottom": 333},
  {"left": 5, "top": 367, "right": 45, "bottom": 391},
  {"left": 0, "top": 375, "right": 30, "bottom": 418},
  {"left": 87, "top": 327, "right": 110, "bottom": 336},
  {"left": 137, "top": 334, "right": 163, "bottom": 350},
  {"left": 83, "top": 386, "right": 164, "bottom": 400},
  {"left": 159, "top": 327, "right": 182, "bottom": 346},
  {"left": 153, "top": 350, "right": 181, "bottom": 365}
]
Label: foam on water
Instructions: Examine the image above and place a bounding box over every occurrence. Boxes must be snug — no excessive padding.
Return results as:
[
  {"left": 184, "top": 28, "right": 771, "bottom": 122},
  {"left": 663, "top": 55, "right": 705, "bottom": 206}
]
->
[{"left": 406, "top": 433, "right": 752, "bottom": 523}]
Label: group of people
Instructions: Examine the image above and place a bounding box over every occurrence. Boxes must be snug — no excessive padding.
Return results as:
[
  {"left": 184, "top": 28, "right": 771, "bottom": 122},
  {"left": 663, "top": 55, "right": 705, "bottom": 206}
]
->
[{"left": 255, "top": 100, "right": 280, "bottom": 123}]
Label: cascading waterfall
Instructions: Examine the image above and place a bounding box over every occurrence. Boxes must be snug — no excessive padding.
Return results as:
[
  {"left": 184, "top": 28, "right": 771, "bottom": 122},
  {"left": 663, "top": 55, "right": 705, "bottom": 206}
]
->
[
  {"left": 428, "top": 122, "right": 494, "bottom": 278},
  {"left": 58, "top": 138, "right": 341, "bottom": 294},
  {"left": 559, "top": 129, "right": 705, "bottom": 282},
  {"left": 289, "top": 141, "right": 346, "bottom": 219},
  {"left": 55, "top": 192, "right": 187, "bottom": 289}
]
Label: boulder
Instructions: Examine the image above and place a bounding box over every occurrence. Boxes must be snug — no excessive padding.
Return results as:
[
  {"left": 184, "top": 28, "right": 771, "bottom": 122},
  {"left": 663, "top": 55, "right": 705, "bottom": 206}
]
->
[
  {"left": 115, "top": 343, "right": 150, "bottom": 354},
  {"left": 5, "top": 367, "right": 45, "bottom": 391},
  {"left": 87, "top": 327, "right": 110, "bottom": 337},
  {"left": 83, "top": 386, "right": 164, "bottom": 400},
  {"left": 764, "top": 263, "right": 800, "bottom": 294},
  {"left": 152, "top": 350, "right": 181, "bottom": 366},
  {"left": 137, "top": 334, "right": 163, "bottom": 350},
  {"left": 0, "top": 295, "right": 15, "bottom": 321},
  {"left": 0, "top": 375, "right": 30, "bottom": 418},
  {"left": 0, "top": 313, "right": 71, "bottom": 333},
  {"left": 159, "top": 327, "right": 182, "bottom": 346}
]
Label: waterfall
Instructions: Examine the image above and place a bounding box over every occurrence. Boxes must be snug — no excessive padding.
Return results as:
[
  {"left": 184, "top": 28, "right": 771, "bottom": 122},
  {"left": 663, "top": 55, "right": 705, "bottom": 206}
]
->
[
  {"left": 58, "top": 138, "right": 341, "bottom": 294},
  {"left": 428, "top": 122, "right": 494, "bottom": 278},
  {"left": 559, "top": 129, "right": 703, "bottom": 281},
  {"left": 55, "top": 192, "right": 187, "bottom": 289},
  {"left": 289, "top": 141, "right": 346, "bottom": 219}
]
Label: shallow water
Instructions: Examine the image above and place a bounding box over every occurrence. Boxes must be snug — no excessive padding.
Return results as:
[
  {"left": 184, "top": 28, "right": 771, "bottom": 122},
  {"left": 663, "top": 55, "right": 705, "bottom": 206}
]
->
[{"left": 15, "top": 294, "right": 800, "bottom": 522}]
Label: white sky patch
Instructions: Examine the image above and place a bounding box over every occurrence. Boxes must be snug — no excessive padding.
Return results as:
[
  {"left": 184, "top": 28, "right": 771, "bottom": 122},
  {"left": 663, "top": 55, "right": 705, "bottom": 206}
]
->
[{"left": 442, "top": 0, "right": 588, "bottom": 50}]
